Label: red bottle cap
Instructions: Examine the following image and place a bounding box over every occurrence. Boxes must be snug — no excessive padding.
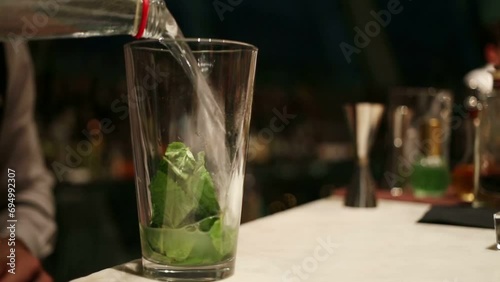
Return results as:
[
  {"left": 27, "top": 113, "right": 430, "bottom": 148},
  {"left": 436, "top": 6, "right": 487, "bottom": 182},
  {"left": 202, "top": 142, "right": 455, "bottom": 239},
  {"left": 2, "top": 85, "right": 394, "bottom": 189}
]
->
[{"left": 135, "top": 0, "right": 150, "bottom": 39}]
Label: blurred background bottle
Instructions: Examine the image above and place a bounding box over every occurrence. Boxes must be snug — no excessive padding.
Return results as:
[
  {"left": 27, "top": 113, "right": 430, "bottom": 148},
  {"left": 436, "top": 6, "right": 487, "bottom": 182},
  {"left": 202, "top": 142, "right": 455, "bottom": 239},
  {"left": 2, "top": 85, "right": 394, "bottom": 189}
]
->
[
  {"left": 410, "top": 118, "right": 450, "bottom": 198},
  {"left": 383, "top": 88, "right": 452, "bottom": 199},
  {"left": 450, "top": 95, "right": 477, "bottom": 203},
  {"left": 474, "top": 67, "right": 500, "bottom": 208},
  {"left": 0, "top": 0, "right": 178, "bottom": 40}
]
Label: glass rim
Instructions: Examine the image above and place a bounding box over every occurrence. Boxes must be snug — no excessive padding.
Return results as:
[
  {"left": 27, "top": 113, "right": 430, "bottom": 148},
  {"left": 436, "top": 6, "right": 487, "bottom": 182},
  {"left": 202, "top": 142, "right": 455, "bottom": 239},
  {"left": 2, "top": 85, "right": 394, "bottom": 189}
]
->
[{"left": 125, "top": 38, "right": 258, "bottom": 52}]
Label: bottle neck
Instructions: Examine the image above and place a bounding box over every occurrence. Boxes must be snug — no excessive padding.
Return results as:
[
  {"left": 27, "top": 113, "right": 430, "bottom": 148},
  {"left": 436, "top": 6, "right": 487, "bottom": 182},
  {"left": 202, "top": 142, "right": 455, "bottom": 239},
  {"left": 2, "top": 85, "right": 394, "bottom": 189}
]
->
[
  {"left": 136, "top": 0, "right": 181, "bottom": 39},
  {"left": 422, "top": 118, "right": 442, "bottom": 157}
]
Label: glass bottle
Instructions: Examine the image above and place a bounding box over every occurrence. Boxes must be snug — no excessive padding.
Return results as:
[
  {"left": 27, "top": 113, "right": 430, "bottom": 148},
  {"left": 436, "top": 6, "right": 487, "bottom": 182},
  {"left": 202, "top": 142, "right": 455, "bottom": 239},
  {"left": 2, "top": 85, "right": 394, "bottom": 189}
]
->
[
  {"left": 383, "top": 88, "right": 452, "bottom": 198},
  {"left": 450, "top": 94, "right": 478, "bottom": 203},
  {"left": 473, "top": 68, "right": 500, "bottom": 208},
  {"left": 0, "top": 0, "right": 180, "bottom": 41},
  {"left": 410, "top": 118, "right": 450, "bottom": 198}
]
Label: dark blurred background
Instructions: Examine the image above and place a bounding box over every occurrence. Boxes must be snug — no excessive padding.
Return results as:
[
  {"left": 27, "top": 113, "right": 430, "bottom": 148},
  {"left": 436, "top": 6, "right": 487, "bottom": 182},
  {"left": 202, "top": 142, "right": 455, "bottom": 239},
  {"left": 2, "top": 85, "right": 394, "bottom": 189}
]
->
[{"left": 32, "top": 0, "right": 495, "bottom": 280}]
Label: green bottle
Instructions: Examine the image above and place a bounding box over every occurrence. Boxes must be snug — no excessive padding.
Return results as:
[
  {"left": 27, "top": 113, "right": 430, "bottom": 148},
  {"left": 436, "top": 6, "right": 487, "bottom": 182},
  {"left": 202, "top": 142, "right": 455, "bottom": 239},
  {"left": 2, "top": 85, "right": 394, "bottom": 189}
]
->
[{"left": 410, "top": 118, "right": 450, "bottom": 198}]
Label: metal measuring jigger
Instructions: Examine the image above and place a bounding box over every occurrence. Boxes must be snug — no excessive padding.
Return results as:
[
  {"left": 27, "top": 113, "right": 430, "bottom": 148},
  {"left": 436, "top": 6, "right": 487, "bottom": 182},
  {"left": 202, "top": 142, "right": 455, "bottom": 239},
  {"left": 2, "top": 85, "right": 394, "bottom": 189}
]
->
[{"left": 344, "top": 103, "right": 385, "bottom": 208}]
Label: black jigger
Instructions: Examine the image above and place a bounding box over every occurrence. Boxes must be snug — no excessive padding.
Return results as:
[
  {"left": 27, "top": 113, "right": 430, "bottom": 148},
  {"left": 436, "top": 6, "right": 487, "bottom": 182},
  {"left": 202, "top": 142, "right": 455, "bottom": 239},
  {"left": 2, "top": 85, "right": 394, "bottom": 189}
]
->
[{"left": 344, "top": 103, "right": 385, "bottom": 208}]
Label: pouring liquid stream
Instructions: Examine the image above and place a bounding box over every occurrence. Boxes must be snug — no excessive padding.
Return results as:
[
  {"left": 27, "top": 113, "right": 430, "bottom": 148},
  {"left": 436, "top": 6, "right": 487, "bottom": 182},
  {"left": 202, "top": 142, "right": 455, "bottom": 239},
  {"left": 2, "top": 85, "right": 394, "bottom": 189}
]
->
[{"left": 155, "top": 12, "right": 231, "bottom": 209}]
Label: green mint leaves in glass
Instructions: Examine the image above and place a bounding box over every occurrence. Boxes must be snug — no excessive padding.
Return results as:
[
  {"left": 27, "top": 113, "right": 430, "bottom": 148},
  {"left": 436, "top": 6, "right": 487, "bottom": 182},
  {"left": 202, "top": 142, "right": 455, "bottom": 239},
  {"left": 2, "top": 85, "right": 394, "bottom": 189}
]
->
[{"left": 141, "top": 142, "right": 236, "bottom": 266}]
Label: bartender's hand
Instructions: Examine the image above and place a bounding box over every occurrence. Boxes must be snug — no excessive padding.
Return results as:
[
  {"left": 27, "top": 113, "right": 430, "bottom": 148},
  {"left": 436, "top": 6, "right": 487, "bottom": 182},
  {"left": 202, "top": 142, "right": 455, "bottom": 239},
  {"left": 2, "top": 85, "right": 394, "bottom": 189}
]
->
[{"left": 0, "top": 238, "right": 52, "bottom": 282}]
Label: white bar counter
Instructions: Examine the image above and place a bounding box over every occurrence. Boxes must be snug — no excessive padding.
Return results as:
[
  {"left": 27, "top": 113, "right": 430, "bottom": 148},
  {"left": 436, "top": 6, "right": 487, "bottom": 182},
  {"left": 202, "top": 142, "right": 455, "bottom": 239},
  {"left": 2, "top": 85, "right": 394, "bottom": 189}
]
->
[{"left": 73, "top": 197, "right": 499, "bottom": 282}]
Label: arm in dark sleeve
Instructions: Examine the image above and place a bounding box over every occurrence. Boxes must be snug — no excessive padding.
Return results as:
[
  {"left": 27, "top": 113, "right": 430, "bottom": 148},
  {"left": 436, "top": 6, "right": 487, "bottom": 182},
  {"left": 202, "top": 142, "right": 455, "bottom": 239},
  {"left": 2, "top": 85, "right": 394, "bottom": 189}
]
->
[{"left": 0, "top": 42, "right": 56, "bottom": 259}]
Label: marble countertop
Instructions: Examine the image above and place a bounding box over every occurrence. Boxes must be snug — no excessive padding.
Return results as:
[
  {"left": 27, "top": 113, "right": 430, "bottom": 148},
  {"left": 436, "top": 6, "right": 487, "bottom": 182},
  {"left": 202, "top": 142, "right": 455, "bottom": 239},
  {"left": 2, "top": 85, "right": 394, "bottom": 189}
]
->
[{"left": 73, "top": 197, "right": 499, "bottom": 282}]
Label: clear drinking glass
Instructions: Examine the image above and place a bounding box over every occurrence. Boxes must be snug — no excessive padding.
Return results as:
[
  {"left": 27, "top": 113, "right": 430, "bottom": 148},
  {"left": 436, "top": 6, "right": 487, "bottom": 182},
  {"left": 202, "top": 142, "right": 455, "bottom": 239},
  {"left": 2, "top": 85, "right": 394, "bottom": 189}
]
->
[{"left": 124, "top": 39, "right": 258, "bottom": 281}]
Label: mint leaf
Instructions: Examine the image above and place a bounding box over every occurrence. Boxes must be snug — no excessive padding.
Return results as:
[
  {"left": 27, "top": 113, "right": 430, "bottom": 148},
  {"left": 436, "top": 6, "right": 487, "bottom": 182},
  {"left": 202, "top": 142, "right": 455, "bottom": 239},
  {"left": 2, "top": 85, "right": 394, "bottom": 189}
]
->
[
  {"left": 162, "top": 172, "right": 201, "bottom": 228},
  {"left": 209, "top": 220, "right": 237, "bottom": 257},
  {"left": 149, "top": 164, "right": 169, "bottom": 227},
  {"left": 192, "top": 152, "right": 220, "bottom": 222},
  {"left": 149, "top": 142, "right": 220, "bottom": 228},
  {"left": 142, "top": 223, "right": 231, "bottom": 266},
  {"left": 198, "top": 215, "right": 219, "bottom": 232},
  {"left": 142, "top": 226, "right": 195, "bottom": 263},
  {"left": 164, "top": 142, "right": 196, "bottom": 181}
]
